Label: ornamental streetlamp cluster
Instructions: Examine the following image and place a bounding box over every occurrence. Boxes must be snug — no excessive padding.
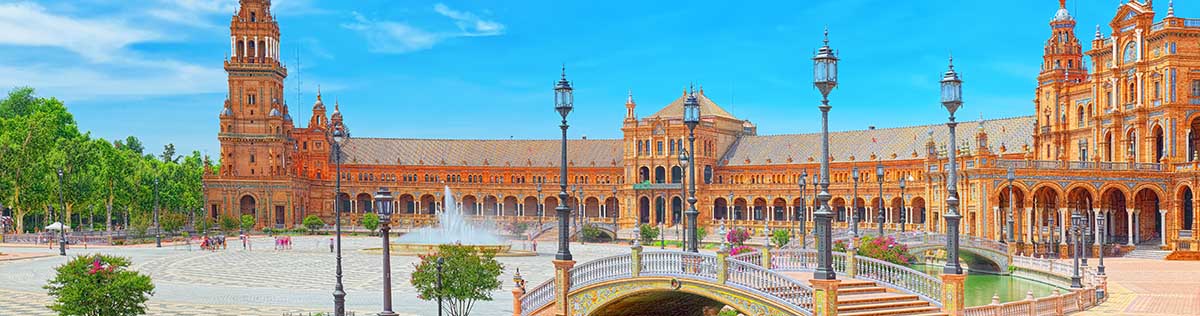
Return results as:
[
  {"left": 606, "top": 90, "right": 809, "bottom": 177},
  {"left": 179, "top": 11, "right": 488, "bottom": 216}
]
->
[
  {"left": 683, "top": 86, "right": 701, "bottom": 252},
  {"left": 56, "top": 168, "right": 66, "bottom": 256},
  {"left": 554, "top": 66, "right": 574, "bottom": 262},
  {"left": 876, "top": 163, "right": 885, "bottom": 237},
  {"left": 899, "top": 176, "right": 907, "bottom": 233},
  {"left": 851, "top": 166, "right": 860, "bottom": 237},
  {"left": 331, "top": 124, "right": 348, "bottom": 316},
  {"left": 678, "top": 148, "right": 688, "bottom": 249},
  {"left": 1070, "top": 210, "right": 1083, "bottom": 289},
  {"left": 811, "top": 28, "right": 839, "bottom": 281},
  {"left": 1006, "top": 166, "right": 1016, "bottom": 243},
  {"left": 940, "top": 55, "right": 964, "bottom": 275},
  {"left": 797, "top": 170, "right": 807, "bottom": 247}
]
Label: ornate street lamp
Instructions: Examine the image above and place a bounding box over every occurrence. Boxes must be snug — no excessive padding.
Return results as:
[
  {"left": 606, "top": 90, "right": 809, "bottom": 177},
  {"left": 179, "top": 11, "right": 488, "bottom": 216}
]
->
[
  {"left": 1006, "top": 166, "right": 1016, "bottom": 243},
  {"left": 436, "top": 256, "right": 445, "bottom": 316},
  {"left": 798, "top": 169, "right": 807, "bottom": 248},
  {"left": 56, "top": 168, "right": 67, "bottom": 256},
  {"left": 679, "top": 148, "right": 691, "bottom": 250},
  {"left": 1070, "top": 210, "right": 1083, "bottom": 288},
  {"left": 536, "top": 182, "right": 544, "bottom": 228},
  {"left": 611, "top": 186, "right": 619, "bottom": 234},
  {"left": 940, "top": 55, "right": 964, "bottom": 275},
  {"left": 376, "top": 187, "right": 397, "bottom": 316},
  {"left": 153, "top": 172, "right": 161, "bottom": 248},
  {"left": 851, "top": 166, "right": 859, "bottom": 237},
  {"left": 683, "top": 87, "right": 700, "bottom": 252},
  {"left": 1097, "top": 211, "right": 1106, "bottom": 275},
  {"left": 899, "top": 176, "right": 908, "bottom": 233},
  {"left": 876, "top": 163, "right": 885, "bottom": 237},
  {"left": 331, "top": 124, "right": 348, "bottom": 316},
  {"left": 553, "top": 66, "right": 575, "bottom": 261},
  {"left": 812, "top": 28, "right": 839, "bottom": 280}
]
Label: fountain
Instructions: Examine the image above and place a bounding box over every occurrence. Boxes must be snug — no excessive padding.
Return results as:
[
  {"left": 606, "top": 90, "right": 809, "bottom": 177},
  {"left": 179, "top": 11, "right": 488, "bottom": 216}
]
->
[{"left": 385, "top": 186, "right": 533, "bottom": 256}]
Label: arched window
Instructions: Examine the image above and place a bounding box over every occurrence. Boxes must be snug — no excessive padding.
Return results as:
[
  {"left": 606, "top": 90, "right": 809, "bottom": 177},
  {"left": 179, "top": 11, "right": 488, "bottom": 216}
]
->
[{"left": 250, "top": 12, "right": 257, "bottom": 22}]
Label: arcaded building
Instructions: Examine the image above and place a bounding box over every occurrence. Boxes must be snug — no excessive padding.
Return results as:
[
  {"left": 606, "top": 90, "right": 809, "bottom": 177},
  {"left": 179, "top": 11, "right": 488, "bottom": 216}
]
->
[{"left": 204, "top": 0, "right": 1200, "bottom": 253}]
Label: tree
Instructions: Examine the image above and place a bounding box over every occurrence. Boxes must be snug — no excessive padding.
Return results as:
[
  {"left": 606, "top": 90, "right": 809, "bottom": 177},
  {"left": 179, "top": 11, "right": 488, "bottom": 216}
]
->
[
  {"left": 123, "top": 136, "right": 144, "bottom": 155},
  {"left": 160, "top": 143, "right": 176, "bottom": 163},
  {"left": 410, "top": 245, "right": 503, "bottom": 316},
  {"left": 638, "top": 224, "right": 659, "bottom": 245},
  {"left": 303, "top": 215, "right": 325, "bottom": 234},
  {"left": 159, "top": 212, "right": 185, "bottom": 234},
  {"left": 361, "top": 213, "right": 379, "bottom": 235},
  {"left": 770, "top": 229, "right": 790, "bottom": 248},
  {"left": 0, "top": 87, "right": 71, "bottom": 233},
  {"left": 219, "top": 215, "right": 238, "bottom": 232},
  {"left": 44, "top": 255, "right": 154, "bottom": 316},
  {"left": 240, "top": 214, "right": 255, "bottom": 232}
]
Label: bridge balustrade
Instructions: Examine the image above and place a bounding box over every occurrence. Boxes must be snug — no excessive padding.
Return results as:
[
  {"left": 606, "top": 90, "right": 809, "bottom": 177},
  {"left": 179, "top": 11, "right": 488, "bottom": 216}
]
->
[
  {"left": 520, "top": 279, "right": 556, "bottom": 316},
  {"left": 853, "top": 255, "right": 943, "bottom": 306}
]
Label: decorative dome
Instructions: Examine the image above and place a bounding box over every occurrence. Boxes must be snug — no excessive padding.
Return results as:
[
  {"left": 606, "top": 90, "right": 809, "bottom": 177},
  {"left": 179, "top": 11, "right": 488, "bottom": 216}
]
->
[
  {"left": 283, "top": 111, "right": 292, "bottom": 121},
  {"left": 330, "top": 99, "right": 343, "bottom": 123},
  {"left": 269, "top": 108, "right": 281, "bottom": 117},
  {"left": 313, "top": 88, "right": 325, "bottom": 111},
  {"left": 220, "top": 106, "right": 233, "bottom": 117},
  {"left": 1052, "top": 8, "right": 1072, "bottom": 21}
]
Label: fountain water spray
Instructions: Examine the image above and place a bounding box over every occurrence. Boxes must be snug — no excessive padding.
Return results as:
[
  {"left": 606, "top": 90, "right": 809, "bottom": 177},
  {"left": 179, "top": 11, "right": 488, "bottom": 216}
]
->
[{"left": 397, "top": 186, "right": 503, "bottom": 245}]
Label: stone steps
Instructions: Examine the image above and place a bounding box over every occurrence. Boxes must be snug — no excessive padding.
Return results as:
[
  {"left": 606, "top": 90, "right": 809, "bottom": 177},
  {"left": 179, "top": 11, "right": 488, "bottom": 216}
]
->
[
  {"left": 1124, "top": 249, "right": 1170, "bottom": 260},
  {"left": 836, "top": 281, "right": 946, "bottom": 316}
]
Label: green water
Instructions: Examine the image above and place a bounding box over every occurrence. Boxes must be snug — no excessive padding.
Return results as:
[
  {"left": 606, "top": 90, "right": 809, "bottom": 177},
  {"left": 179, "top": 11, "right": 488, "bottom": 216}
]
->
[{"left": 910, "top": 264, "right": 1065, "bottom": 307}]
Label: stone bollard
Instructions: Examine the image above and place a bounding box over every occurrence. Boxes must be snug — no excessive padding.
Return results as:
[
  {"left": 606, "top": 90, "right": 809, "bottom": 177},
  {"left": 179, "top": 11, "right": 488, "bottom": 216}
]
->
[
  {"left": 991, "top": 293, "right": 1000, "bottom": 305},
  {"left": 1052, "top": 289, "right": 1063, "bottom": 316},
  {"left": 847, "top": 250, "right": 858, "bottom": 278},
  {"left": 717, "top": 244, "right": 730, "bottom": 284},
  {"left": 940, "top": 273, "right": 966, "bottom": 315},
  {"left": 762, "top": 246, "right": 772, "bottom": 269},
  {"left": 631, "top": 239, "right": 643, "bottom": 278},
  {"left": 1098, "top": 274, "right": 1108, "bottom": 301},
  {"left": 511, "top": 269, "right": 526, "bottom": 316}
]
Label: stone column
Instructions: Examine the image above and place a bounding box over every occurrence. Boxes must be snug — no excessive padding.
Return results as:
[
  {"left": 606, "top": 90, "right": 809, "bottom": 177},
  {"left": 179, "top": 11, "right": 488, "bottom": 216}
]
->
[
  {"left": 1127, "top": 208, "right": 1135, "bottom": 246},
  {"left": 511, "top": 272, "right": 526, "bottom": 316},
  {"left": 552, "top": 259, "right": 575, "bottom": 316},
  {"left": 1060, "top": 208, "right": 1068, "bottom": 245},
  {"left": 1160, "top": 209, "right": 1168, "bottom": 247},
  {"left": 1094, "top": 209, "right": 1102, "bottom": 246}
]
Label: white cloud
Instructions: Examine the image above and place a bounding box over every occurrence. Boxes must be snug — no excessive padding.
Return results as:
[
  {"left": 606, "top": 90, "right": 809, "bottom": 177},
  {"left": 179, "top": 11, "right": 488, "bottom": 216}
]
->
[
  {"left": 0, "top": 2, "right": 160, "bottom": 62},
  {"left": 343, "top": 4, "right": 505, "bottom": 54},
  {"left": 0, "top": 59, "right": 226, "bottom": 100}
]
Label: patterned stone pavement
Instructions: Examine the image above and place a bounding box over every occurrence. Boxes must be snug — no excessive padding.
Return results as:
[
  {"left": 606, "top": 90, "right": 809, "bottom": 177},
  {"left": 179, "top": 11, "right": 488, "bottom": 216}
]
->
[
  {"left": 1076, "top": 258, "right": 1200, "bottom": 316},
  {"left": 0, "top": 235, "right": 617, "bottom": 316}
]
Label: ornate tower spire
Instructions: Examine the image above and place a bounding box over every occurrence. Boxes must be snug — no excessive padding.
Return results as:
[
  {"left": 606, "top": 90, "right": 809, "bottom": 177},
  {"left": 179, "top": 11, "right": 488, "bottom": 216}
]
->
[
  {"left": 624, "top": 88, "right": 636, "bottom": 121},
  {"left": 1168, "top": 0, "right": 1176, "bottom": 17},
  {"left": 1039, "top": 0, "right": 1083, "bottom": 83}
]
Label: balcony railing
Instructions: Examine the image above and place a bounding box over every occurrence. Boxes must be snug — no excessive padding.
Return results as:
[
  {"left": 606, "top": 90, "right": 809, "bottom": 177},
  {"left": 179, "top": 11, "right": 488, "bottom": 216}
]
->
[
  {"left": 632, "top": 182, "right": 683, "bottom": 190},
  {"left": 997, "top": 159, "right": 1161, "bottom": 172}
]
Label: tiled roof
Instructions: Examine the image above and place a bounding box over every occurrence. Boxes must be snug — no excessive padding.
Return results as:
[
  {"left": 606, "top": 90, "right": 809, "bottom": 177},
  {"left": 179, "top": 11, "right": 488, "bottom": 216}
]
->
[
  {"left": 649, "top": 90, "right": 737, "bottom": 120},
  {"left": 721, "top": 116, "right": 1035, "bottom": 166},
  {"left": 340, "top": 138, "right": 624, "bottom": 168}
]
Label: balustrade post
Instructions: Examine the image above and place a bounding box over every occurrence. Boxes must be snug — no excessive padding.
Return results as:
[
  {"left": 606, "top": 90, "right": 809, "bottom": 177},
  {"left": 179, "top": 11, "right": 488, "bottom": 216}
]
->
[
  {"left": 631, "top": 241, "right": 642, "bottom": 278},
  {"left": 553, "top": 259, "right": 575, "bottom": 316},
  {"left": 511, "top": 270, "right": 526, "bottom": 316},
  {"left": 809, "top": 278, "right": 840, "bottom": 316},
  {"left": 1025, "top": 291, "right": 1036, "bottom": 316},
  {"left": 847, "top": 248, "right": 858, "bottom": 278},
  {"left": 941, "top": 273, "right": 966, "bottom": 315},
  {"left": 1053, "top": 289, "right": 1063, "bottom": 316},
  {"left": 762, "top": 245, "right": 772, "bottom": 269},
  {"left": 716, "top": 246, "right": 729, "bottom": 284}
]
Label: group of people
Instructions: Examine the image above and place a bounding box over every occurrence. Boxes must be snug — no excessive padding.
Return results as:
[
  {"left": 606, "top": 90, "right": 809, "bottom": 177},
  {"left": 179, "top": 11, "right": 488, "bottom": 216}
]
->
[
  {"left": 273, "top": 235, "right": 293, "bottom": 250},
  {"left": 200, "top": 235, "right": 227, "bottom": 251}
]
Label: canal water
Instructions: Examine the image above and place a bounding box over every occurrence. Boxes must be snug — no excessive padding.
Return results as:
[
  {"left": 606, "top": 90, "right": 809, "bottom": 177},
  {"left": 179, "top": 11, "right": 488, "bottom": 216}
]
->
[{"left": 911, "top": 264, "right": 1065, "bottom": 307}]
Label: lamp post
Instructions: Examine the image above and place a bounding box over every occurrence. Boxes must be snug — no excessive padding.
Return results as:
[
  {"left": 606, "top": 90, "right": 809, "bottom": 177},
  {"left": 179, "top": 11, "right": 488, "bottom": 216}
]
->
[
  {"left": 1097, "top": 211, "right": 1106, "bottom": 275},
  {"left": 56, "top": 169, "right": 67, "bottom": 256},
  {"left": 153, "top": 173, "right": 161, "bottom": 248},
  {"left": 375, "top": 187, "right": 397, "bottom": 316},
  {"left": 611, "top": 186, "right": 618, "bottom": 234},
  {"left": 728, "top": 192, "right": 734, "bottom": 224},
  {"left": 851, "top": 166, "right": 859, "bottom": 237},
  {"left": 553, "top": 66, "right": 575, "bottom": 262},
  {"left": 1070, "top": 210, "right": 1083, "bottom": 288},
  {"left": 683, "top": 90, "right": 700, "bottom": 252},
  {"left": 799, "top": 170, "right": 807, "bottom": 248},
  {"left": 940, "top": 55, "right": 964, "bottom": 275},
  {"left": 876, "top": 163, "right": 885, "bottom": 237},
  {"left": 536, "top": 182, "right": 543, "bottom": 228},
  {"left": 436, "top": 256, "right": 445, "bottom": 316},
  {"left": 660, "top": 194, "right": 666, "bottom": 249},
  {"left": 201, "top": 182, "right": 208, "bottom": 237},
  {"left": 899, "top": 177, "right": 907, "bottom": 233},
  {"left": 812, "top": 28, "right": 839, "bottom": 280},
  {"left": 1006, "top": 166, "right": 1016, "bottom": 243},
  {"left": 812, "top": 173, "right": 819, "bottom": 238},
  {"left": 679, "top": 148, "right": 690, "bottom": 250},
  {"left": 332, "top": 125, "right": 348, "bottom": 316}
]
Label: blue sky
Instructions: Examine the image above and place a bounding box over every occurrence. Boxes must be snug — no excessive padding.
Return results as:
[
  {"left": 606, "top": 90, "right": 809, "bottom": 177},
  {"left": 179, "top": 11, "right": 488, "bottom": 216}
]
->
[{"left": 0, "top": 0, "right": 1183, "bottom": 157}]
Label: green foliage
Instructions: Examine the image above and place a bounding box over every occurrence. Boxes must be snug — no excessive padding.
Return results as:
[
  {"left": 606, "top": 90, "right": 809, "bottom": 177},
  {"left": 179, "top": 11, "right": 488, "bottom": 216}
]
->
[
  {"left": 580, "top": 224, "right": 606, "bottom": 242},
  {"left": 239, "top": 214, "right": 255, "bottom": 232},
  {"left": 410, "top": 245, "right": 504, "bottom": 316},
  {"left": 695, "top": 226, "right": 707, "bottom": 241},
  {"left": 44, "top": 255, "right": 154, "bottom": 316},
  {"left": 508, "top": 222, "right": 529, "bottom": 235},
  {"left": 770, "top": 229, "right": 790, "bottom": 248},
  {"left": 303, "top": 215, "right": 325, "bottom": 233},
  {"left": 219, "top": 215, "right": 238, "bottom": 232},
  {"left": 718, "top": 308, "right": 739, "bottom": 316},
  {"left": 129, "top": 213, "right": 149, "bottom": 237},
  {"left": 361, "top": 213, "right": 380, "bottom": 234},
  {"left": 158, "top": 212, "right": 185, "bottom": 234},
  {"left": 833, "top": 236, "right": 916, "bottom": 265},
  {"left": 638, "top": 224, "right": 660, "bottom": 244}
]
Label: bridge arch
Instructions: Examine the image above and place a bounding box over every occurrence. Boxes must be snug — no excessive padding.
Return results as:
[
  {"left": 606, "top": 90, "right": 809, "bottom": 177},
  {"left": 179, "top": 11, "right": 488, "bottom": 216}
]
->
[{"left": 579, "top": 277, "right": 802, "bottom": 316}]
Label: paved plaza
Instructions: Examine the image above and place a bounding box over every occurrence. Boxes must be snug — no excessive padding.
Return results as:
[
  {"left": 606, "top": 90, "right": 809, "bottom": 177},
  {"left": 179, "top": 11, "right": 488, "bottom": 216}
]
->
[
  {"left": 0, "top": 236, "right": 633, "bottom": 316},
  {"left": 1077, "top": 258, "right": 1200, "bottom": 316}
]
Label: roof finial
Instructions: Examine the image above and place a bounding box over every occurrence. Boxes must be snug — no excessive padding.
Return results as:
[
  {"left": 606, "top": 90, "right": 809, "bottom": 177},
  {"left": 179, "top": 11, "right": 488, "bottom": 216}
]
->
[
  {"left": 1168, "top": 0, "right": 1175, "bottom": 17},
  {"left": 1059, "top": 0, "right": 1066, "bottom": 9},
  {"left": 948, "top": 52, "right": 954, "bottom": 70},
  {"left": 560, "top": 64, "right": 566, "bottom": 80},
  {"left": 1095, "top": 24, "right": 1102, "bottom": 40},
  {"left": 627, "top": 88, "right": 634, "bottom": 103},
  {"left": 822, "top": 25, "right": 829, "bottom": 46},
  {"left": 315, "top": 85, "right": 322, "bottom": 101}
]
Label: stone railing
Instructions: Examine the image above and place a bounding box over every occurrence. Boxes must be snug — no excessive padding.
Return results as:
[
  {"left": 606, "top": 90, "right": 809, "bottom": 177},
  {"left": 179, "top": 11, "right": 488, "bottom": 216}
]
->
[
  {"left": 996, "top": 159, "right": 1162, "bottom": 173},
  {"left": 854, "top": 255, "right": 944, "bottom": 306},
  {"left": 521, "top": 247, "right": 814, "bottom": 316},
  {"left": 963, "top": 255, "right": 1105, "bottom": 316},
  {"left": 520, "top": 279, "right": 556, "bottom": 316}
]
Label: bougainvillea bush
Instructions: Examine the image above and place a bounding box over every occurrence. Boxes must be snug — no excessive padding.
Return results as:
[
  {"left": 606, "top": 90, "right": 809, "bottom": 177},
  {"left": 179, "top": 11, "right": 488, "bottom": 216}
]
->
[
  {"left": 730, "top": 245, "right": 758, "bottom": 256},
  {"left": 831, "top": 235, "right": 916, "bottom": 266},
  {"left": 44, "top": 255, "right": 155, "bottom": 316},
  {"left": 725, "top": 228, "right": 750, "bottom": 246}
]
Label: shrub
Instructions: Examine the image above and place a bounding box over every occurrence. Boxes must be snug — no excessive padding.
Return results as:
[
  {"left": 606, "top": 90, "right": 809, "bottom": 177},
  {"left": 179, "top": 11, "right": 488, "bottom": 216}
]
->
[
  {"left": 361, "top": 213, "right": 380, "bottom": 235},
  {"left": 770, "top": 229, "right": 790, "bottom": 248},
  {"left": 580, "top": 224, "right": 606, "bottom": 242},
  {"left": 410, "top": 245, "right": 503, "bottom": 316},
  {"left": 638, "top": 224, "right": 660, "bottom": 244},
  {"left": 130, "top": 213, "right": 149, "bottom": 237},
  {"left": 832, "top": 236, "right": 916, "bottom": 266},
  {"left": 44, "top": 255, "right": 155, "bottom": 316},
  {"left": 239, "top": 214, "right": 255, "bottom": 232},
  {"left": 725, "top": 227, "right": 750, "bottom": 246},
  {"left": 218, "top": 215, "right": 238, "bottom": 232},
  {"left": 303, "top": 215, "right": 325, "bottom": 234},
  {"left": 159, "top": 212, "right": 186, "bottom": 234},
  {"left": 509, "top": 222, "right": 529, "bottom": 235},
  {"left": 695, "top": 226, "right": 707, "bottom": 242}
]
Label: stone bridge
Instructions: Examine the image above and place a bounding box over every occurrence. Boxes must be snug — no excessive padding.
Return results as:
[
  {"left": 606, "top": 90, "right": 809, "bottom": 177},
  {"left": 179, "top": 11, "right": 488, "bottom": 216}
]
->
[{"left": 891, "top": 233, "right": 1011, "bottom": 271}]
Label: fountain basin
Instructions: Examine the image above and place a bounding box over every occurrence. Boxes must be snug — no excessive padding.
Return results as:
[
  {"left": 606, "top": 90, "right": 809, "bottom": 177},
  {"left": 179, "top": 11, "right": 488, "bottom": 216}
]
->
[{"left": 363, "top": 243, "right": 537, "bottom": 257}]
